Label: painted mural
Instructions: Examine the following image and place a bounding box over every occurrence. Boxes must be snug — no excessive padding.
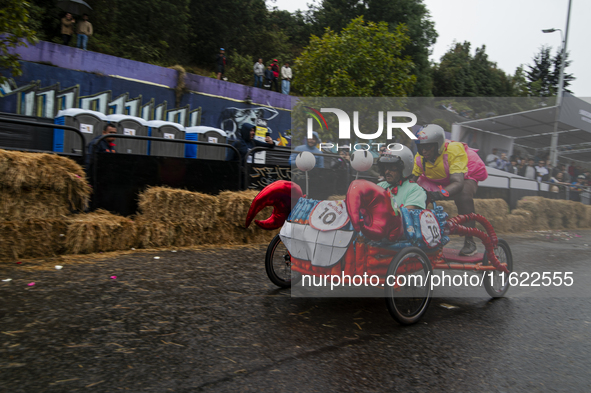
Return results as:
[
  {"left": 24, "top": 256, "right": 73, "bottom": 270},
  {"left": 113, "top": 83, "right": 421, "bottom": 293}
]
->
[{"left": 0, "top": 62, "right": 291, "bottom": 140}]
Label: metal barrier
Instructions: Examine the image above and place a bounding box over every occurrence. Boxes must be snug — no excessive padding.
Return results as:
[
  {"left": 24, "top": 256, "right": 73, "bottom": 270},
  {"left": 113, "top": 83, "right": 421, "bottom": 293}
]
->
[
  {"left": 0, "top": 115, "right": 86, "bottom": 164},
  {"left": 89, "top": 134, "right": 242, "bottom": 215},
  {"left": 90, "top": 133, "right": 240, "bottom": 191}
]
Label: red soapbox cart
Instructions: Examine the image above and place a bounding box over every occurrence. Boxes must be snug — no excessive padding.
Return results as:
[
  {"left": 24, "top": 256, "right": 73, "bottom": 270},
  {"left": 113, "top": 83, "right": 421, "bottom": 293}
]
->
[{"left": 246, "top": 180, "right": 513, "bottom": 325}]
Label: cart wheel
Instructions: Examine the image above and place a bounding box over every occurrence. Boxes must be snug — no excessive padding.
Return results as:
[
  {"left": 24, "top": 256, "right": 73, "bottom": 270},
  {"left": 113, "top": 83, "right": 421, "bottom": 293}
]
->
[
  {"left": 384, "top": 247, "right": 432, "bottom": 325},
  {"left": 482, "top": 239, "right": 513, "bottom": 298},
  {"left": 265, "top": 234, "right": 301, "bottom": 288}
]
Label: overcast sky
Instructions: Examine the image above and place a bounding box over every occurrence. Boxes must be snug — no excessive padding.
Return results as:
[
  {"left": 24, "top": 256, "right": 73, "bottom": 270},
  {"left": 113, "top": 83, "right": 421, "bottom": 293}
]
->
[{"left": 268, "top": 0, "right": 590, "bottom": 97}]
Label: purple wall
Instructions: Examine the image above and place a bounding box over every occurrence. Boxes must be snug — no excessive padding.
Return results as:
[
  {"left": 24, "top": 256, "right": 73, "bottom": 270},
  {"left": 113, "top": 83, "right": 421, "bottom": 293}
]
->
[{"left": 11, "top": 40, "right": 293, "bottom": 110}]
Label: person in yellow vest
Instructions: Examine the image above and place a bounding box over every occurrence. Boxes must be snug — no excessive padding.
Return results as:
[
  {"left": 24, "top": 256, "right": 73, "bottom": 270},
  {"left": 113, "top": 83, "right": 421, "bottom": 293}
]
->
[
  {"left": 77, "top": 14, "right": 93, "bottom": 51},
  {"left": 411, "top": 124, "right": 488, "bottom": 256}
]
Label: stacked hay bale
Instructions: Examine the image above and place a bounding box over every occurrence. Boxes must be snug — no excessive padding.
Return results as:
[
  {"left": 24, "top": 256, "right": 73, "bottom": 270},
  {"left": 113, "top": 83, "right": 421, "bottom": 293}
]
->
[
  {"left": 216, "top": 190, "right": 279, "bottom": 245},
  {"left": 584, "top": 205, "right": 591, "bottom": 228},
  {"left": 506, "top": 209, "right": 534, "bottom": 233},
  {"left": 435, "top": 199, "right": 510, "bottom": 233},
  {"left": 0, "top": 150, "right": 91, "bottom": 259},
  {"left": 514, "top": 197, "right": 550, "bottom": 230},
  {"left": 64, "top": 210, "right": 137, "bottom": 254},
  {"left": 135, "top": 186, "right": 220, "bottom": 248}
]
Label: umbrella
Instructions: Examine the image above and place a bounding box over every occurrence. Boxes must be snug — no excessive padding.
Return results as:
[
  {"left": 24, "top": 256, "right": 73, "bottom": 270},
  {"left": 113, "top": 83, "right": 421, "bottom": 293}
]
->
[{"left": 57, "top": 0, "right": 93, "bottom": 15}]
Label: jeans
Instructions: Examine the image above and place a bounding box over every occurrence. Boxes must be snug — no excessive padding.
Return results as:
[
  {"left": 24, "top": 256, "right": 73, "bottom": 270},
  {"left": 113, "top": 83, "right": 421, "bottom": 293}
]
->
[
  {"left": 254, "top": 74, "right": 263, "bottom": 88},
  {"left": 77, "top": 34, "right": 88, "bottom": 50},
  {"left": 281, "top": 79, "right": 290, "bottom": 95}
]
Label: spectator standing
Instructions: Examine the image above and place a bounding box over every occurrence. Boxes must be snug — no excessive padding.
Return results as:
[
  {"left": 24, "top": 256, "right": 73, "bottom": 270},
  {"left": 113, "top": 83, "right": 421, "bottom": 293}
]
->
[
  {"left": 549, "top": 172, "right": 567, "bottom": 198},
  {"left": 535, "top": 160, "right": 549, "bottom": 182},
  {"left": 264, "top": 65, "right": 274, "bottom": 90},
  {"left": 227, "top": 123, "right": 275, "bottom": 189},
  {"left": 61, "top": 13, "right": 75, "bottom": 46},
  {"left": 495, "top": 153, "right": 508, "bottom": 171},
  {"left": 270, "top": 59, "right": 280, "bottom": 92},
  {"left": 216, "top": 48, "right": 226, "bottom": 80},
  {"left": 570, "top": 175, "right": 586, "bottom": 202},
  {"left": 524, "top": 159, "right": 536, "bottom": 179},
  {"left": 281, "top": 62, "right": 292, "bottom": 95},
  {"left": 291, "top": 131, "right": 324, "bottom": 168},
  {"left": 517, "top": 160, "right": 527, "bottom": 177},
  {"left": 76, "top": 14, "right": 93, "bottom": 51},
  {"left": 253, "top": 58, "right": 264, "bottom": 88},
  {"left": 330, "top": 149, "right": 350, "bottom": 170},
  {"left": 506, "top": 158, "right": 518, "bottom": 175},
  {"left": 486, "top": 148, "right": 499, "bottom": 166}
]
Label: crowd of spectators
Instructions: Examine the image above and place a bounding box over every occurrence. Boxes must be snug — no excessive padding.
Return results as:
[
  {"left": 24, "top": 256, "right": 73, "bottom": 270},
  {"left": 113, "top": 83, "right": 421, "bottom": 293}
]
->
[
  {"left": 253, "top": 59, "right": 292, "bottom": 94},
  {"left": 485, "top": 148, "right": 590, "bottom": 201}
]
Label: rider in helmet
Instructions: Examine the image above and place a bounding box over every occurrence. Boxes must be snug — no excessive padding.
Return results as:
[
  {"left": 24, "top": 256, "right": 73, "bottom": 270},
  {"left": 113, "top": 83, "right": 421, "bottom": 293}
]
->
[
  {"left": 377, "top": 143, "right": 427, "bottom": 210},
  {"left": 411, "top": 124, "right": 488, "bottom": 256}
]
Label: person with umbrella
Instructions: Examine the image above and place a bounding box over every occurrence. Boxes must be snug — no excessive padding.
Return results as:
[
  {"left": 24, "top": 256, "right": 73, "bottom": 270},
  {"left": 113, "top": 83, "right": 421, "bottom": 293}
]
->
[{"left": 61, "top": 13, "right": 75, "bottom": 46}]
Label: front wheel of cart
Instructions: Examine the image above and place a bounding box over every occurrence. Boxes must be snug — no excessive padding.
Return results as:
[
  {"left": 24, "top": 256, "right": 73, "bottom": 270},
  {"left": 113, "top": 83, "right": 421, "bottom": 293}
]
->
[
  {"left": 482, "top": 239, "right": 513, "bottom": 298},
  {"left": 384, "top": 247, "right": 433, "bottom": 325},
  {"left": 265, "top": 234, "right": 301, "bottom": 288}
]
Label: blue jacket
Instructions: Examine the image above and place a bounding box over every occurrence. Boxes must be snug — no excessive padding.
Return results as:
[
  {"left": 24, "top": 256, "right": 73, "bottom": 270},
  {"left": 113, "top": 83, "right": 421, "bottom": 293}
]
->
[
  {"left": 290, "top": 131, "right": 324, "bottom": 168},
  {"left": 227, "top": 122, "right": 274, "bottom": 163}
]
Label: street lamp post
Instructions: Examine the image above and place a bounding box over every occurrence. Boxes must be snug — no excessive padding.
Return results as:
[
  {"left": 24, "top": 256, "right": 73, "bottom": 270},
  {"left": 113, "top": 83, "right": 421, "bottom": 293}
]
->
[{"left": 543, "top": 0, "right": 572, "bottom": 167}]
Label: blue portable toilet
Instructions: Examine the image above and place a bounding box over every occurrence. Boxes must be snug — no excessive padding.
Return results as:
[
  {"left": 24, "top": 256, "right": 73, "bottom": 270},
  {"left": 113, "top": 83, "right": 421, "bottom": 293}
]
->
[
  {"left": 105, "top": 114, "right": 149, "bottom": 155},
  {"left": 146, "top": 120, "right": 186, "bottom": 157},
  {"left": 185, "top": 126, "right": 227, "bottom": 160},
  {"left": 54, "top": 108, "right": 107, "bottom": 154}
]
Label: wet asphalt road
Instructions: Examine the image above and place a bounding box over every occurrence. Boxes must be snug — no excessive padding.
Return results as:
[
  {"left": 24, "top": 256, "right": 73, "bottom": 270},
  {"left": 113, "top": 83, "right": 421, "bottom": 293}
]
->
[{"left": 1, "top": 230, "right": 590, "bottom": 392}]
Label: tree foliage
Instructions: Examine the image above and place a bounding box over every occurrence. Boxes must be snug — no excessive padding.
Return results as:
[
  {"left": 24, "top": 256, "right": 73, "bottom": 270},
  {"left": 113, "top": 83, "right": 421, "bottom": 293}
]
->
[
  {"left": 432, "top": 42, "right": 514, "bottom": 97},
  {"left": 309, "top": 0, "right": 437, "bottom": 96},
  {"left": 526, "top": 46, "right": 574, "bottom": 97},
  {"left": 0, "top": 0, "right": 38, "bottom": 83},
  {"left": 293, "top": 17, "right": 416, "bottom": 97}
]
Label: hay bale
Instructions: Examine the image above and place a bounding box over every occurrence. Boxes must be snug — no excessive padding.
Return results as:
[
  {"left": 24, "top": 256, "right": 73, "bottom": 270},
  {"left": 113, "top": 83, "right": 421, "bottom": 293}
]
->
[
  {"left": 0, "top": 219, "right": 67, "bottom": 260},
  {"left": 510, "top": 209, "right": 534, "bottom": 226},
  {"left": 217, "top": 190, "right": 273, "bottom": 228},
  {"left": 573, "top": 203, "right": 588, "bottom": 228},
  {"left": 437, "top": 201, "right": 457, "bottom": 217},
  {"left": 0, "top": 150, "right": 90, "bottom": 211},
  {"left": 507, "top": 214, "right": 530, "bottom": 233},
  {"left": 135, "top": 218, "right": 209, "bottom": 248},
  {"left": 138, "top": 186, "right": 219, "bottom": 229},
  {"left": 0, "top": 189, "right": 72, "bottom": 220},
  {"left": 135, "top": 218, "right": 176, "bottom": 249},
  {"left": 584, "top": 205, "right": 591, "bottom": 228},
  {"left": 64, "top": 210, "right": 137, "bottom": 254},
  {"left": 328, "top": 195, "right": 346, "bottom": 201},
  {"left": 554, "top": 200, "right": 578, "bottom": 229},
  {"left": 474, "top": 199, "right": 509, "bottom": 218},
  {"left": 516, "top": 197, "right": 550, "bottom": 230}
]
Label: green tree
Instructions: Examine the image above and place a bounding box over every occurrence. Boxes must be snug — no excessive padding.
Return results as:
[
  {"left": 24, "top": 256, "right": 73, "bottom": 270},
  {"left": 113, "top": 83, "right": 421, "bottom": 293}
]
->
[
  {"left": 525, "top": 46, "right": 575, "bottom": 97},
  {"left": 0, "top": 0, "right": 38, "bottom": 83},
  {"left": 310, "top": 0, "right": 437, "bottom": 96},
  {"left": 432, "top": 42, "right": 514, "bottom": 97},
  {"left": 293, "top": 17, "right": 416, "bottom": 97}
]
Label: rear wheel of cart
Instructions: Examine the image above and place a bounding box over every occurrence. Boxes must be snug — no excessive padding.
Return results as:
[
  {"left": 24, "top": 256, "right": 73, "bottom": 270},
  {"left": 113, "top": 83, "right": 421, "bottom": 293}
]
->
[
  {"left": 265, "top": 234, "right": 301, "bottom": 288},
  {"left": 482, "top": 239, "right": 513, "bottom": 298},
  {"left": 384, "top": 247, "right": 432, "bottom": 325}
]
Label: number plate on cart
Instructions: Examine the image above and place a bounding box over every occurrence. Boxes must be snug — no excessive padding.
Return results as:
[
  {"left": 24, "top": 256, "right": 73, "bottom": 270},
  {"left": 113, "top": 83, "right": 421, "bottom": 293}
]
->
[
  {"left": 309, "top": 200, "right": 349, "bottom": 231},
  {"left": 420, "top": 210, "right": 442, "bottom": 248}
]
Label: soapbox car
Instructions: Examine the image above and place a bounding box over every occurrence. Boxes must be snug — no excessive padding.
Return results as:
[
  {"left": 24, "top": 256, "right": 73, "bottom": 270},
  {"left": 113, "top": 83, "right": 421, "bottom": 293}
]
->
[{"left": 246, "top": 180, "right": 513, "bottom": 325}]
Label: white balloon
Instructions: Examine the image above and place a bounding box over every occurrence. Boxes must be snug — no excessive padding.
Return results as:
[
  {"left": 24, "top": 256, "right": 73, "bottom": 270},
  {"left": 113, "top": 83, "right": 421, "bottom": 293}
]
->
[
  {"left": 295, "top": 151, "right": 316, "bottom": 171},
  {"left": 350, "top": 150, "right": 374, "bottom": 172}
]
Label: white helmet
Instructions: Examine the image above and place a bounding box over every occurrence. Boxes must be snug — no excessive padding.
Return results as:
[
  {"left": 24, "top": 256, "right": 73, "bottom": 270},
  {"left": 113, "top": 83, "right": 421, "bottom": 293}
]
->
[
  {"left": 377, "top": 144, "right": 415, "bottom": 178},
  {"left": 415, "top": 124, "right": 445, "bottom": 155}
]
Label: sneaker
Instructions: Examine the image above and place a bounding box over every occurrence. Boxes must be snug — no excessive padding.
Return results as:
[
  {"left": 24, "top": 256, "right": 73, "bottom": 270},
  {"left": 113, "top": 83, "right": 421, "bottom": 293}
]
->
[{"left": 459, "top": 238, "right": 477, "bottom": 256}]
